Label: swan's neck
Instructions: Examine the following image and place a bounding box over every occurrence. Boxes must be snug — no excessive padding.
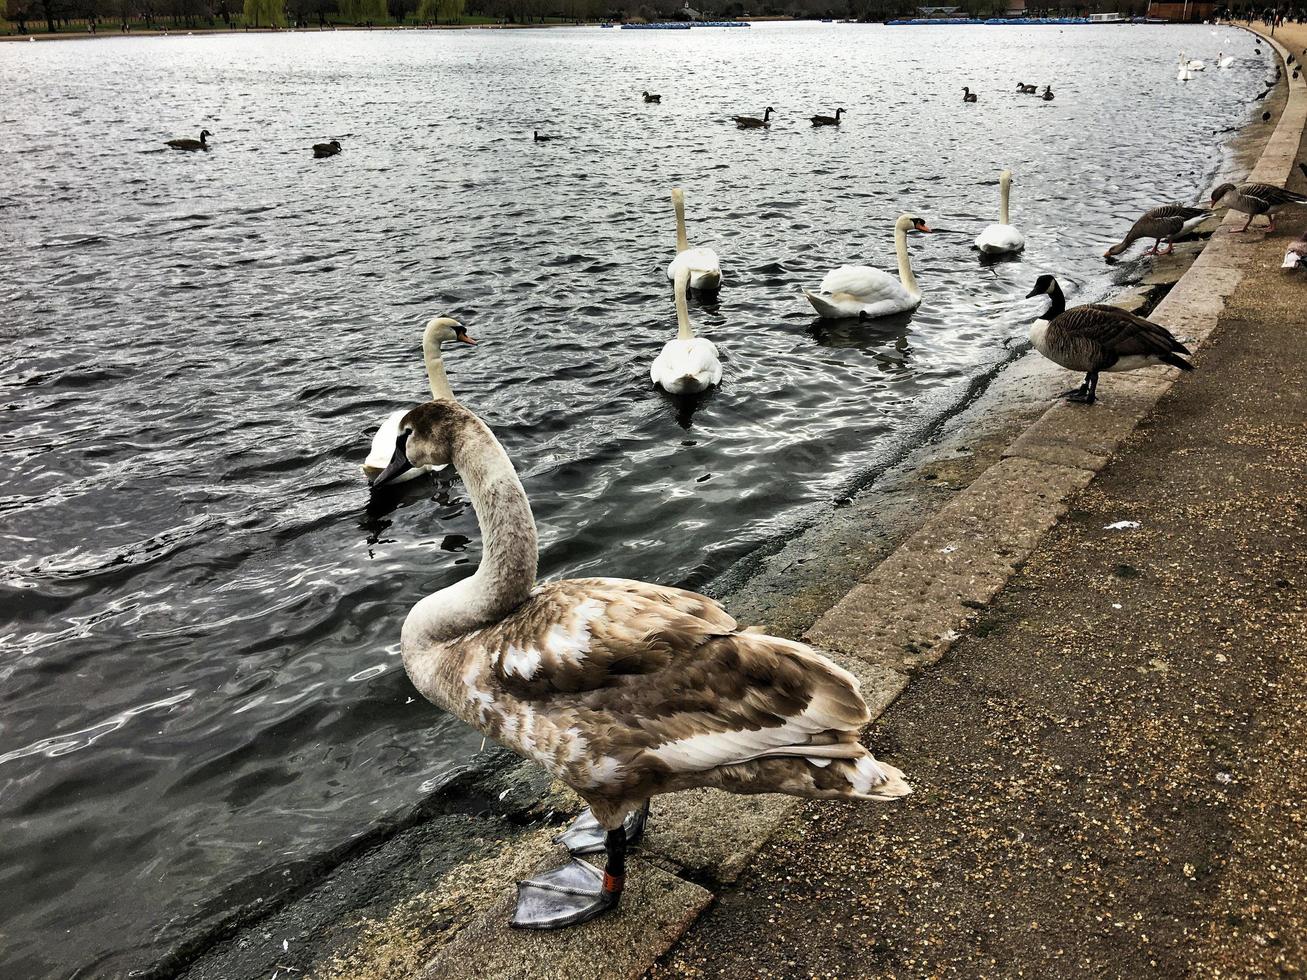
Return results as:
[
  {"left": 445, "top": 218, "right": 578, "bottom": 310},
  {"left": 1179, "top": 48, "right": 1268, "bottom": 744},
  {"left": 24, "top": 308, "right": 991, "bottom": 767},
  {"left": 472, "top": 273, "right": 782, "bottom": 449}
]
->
[
  {"left": 423, "top": 335, "right": 454, "bottom": 401},
  {"left": 675, "top": 276, "right": 694, "bottom": 340},
  {"left": 407, "top": 417, "right": 538, "bottom": 644},
  {"left": 895, "top": 222, "right": 920, "bottom": 296},
  {"left": 674, "top": 195, "right": 689, "bottom": 252},
  {"left": 999, "top": 180, "right": 1011, "bottom": 226}
]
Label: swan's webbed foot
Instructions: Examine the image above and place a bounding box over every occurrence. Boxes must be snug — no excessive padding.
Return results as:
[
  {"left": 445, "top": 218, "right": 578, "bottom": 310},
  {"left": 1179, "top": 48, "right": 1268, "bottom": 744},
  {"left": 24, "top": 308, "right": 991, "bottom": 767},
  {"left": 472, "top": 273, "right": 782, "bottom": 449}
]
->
[
  {"left": 511, "top": 858, "right": 620, "bottom": 930},
  {"left": 556, "top": 803, "right": 649, "bottom": 856}
]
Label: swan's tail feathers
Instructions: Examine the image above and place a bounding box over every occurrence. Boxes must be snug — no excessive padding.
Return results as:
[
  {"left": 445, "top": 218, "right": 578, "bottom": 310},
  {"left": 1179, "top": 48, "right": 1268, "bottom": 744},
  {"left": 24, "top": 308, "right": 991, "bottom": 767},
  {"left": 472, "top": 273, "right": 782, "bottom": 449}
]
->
[
  {"left": 691, "top": 269, "right": 723, "bottom": 291},
  {"left": 832, "top": 754, "right": 913, "bottom": 802},
  {"left": 804, "top": 290, "right": 844, "bottom": 319}
]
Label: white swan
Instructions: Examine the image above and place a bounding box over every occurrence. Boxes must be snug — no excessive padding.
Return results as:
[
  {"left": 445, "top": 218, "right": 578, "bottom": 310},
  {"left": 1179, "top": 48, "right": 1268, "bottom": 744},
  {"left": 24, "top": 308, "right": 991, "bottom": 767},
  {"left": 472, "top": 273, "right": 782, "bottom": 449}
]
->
[
  {"left": 1177, "top": 54, "right": 1193, "bottom": 82},
  {"left": 650, "top": 268, "right": 722, "bottom": 394},
  {"left": 666, "top": 188, "right": 722, "bottom": 292},
  {"left": 1182, "top": 52, "right": 1206, "bottom": 71},
  {"left": 368, "top": 399, "right": 910, "bottom": 929},
  {"left": 975, "top": 169, "right": 1026, "bottom": 256},
  {"left": 363, "top": 317, "right": 475, "bottom": 484},
  {"left": 804, "top": 213, "right": 932, "bottom": 319},
  {"left": 1217, "top": 51, "right": 1235, "bottom": 69}
]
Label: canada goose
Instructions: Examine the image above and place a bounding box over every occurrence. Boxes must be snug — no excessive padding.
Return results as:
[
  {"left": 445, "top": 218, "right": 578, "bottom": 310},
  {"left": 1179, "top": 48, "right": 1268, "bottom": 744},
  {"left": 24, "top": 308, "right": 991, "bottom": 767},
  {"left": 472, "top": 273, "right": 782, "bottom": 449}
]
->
[
  {"left": 962, "top": 87, "right": 978, "bottom": 103},
  {"left": 533, "top": 131, "right": 558, "bottom": 142},
  {"left": 1017, "top": 82, "right": 1038, "bottom": 93},
  {"left": 370, "top": 402, "right": 910, "bottom": 930},
  {"left": 1210, "top": 181, "right": 1307, "bottom": 233},
  {"left": 165, "top": 129, "right": 211, "bottom": 151},
  {"left": 1041, "top": 85, "right": 1054, "bottom": 100},
  {"left": 732, "top": 107, "right": 774, "bottom": 128},
  {"left": 650, "top": 268, "right": 722, "bottom": 394},
  {"left": 1104, "top": 204, "right": 1210, "bottom": 257},
  {"left": 313, "top": 139, "right": 341, "bottom": 158},
  {"left": 804, "top": 214, "right": 932, "bottom": 319},
  {"left": 810, "top": 107, "right": 845, "bottom": 126},
  {"left": 1025, "top": 274, "right": 1193, "bottom": 404},
  {"left": 642, "top": 91, "right": 662, "bottom": 103},
  {"left": 1281, "top": 228, "right": 1307, "bottom": 269}
]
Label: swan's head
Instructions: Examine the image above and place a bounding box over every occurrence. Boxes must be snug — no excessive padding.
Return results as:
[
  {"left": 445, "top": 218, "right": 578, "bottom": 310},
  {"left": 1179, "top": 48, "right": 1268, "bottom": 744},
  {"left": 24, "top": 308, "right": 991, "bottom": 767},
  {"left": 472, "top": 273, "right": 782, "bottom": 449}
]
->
[
  {"left": 369, "top": 400, "right": 466, "bottom": 489},
  {"left": 423, "top": 316, "right": 476, "bottom": 347},
  {"left": 895, "top": 214, "right": 932, "bottom": 234},
  {"left": 1210, "top": 182, "right": 1237, "bottom": 207},
  {"left": 1025, "top": 274, "right": 1060, "bottom": 299}
]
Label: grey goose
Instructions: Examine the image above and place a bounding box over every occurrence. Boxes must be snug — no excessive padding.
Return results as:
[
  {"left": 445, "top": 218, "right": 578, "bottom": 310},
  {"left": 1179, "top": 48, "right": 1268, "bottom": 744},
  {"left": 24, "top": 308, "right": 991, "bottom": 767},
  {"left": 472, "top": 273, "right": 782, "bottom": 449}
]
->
[
  {"left": 1025, "top": 274, "right": 1193, "bottom": 404},
  {"left": 732, "top": 106, "right": 774, "bottom": 128},
  {"left": 370, "top": 400, "right": 910, "bottom": 929},
  {"left": 165, "top": 129, "right": 211, "bottom": 151},
  {"left": 810, "top": 107, "right": 845, "bottom": 126},
  {"left": 312, "top": 139, "right": 341, "bottom": 158},
  {"left": 1104, "top": 204, "right": 1210, "bottom": 257},
  {"left": 1210, "top": 181, "right": 1307, "bottom": 233}
]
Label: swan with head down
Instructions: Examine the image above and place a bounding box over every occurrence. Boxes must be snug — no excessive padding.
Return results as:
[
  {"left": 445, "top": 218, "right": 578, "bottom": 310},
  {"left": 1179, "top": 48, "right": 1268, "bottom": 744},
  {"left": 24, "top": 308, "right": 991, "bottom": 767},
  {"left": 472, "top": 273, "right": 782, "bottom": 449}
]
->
[{"left": 369, "top": 401, "right": 910, "bottom": 929}]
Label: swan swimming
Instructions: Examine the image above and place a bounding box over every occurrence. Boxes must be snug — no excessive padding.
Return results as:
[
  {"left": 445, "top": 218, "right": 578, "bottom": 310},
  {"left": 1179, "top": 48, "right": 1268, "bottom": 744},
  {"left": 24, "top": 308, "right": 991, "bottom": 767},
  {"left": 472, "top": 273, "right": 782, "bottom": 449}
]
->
[
  {"left": 975, "top": 169, "right": 1026, "bottom": 256},
  {"left": 650, "top": 268, "right": 722, "bottom": 394},
  {"left": 363, "top": 317, "right": 475, "bottom": 485},
  {"left": 666, "top": 187, "right": 723, "bottom": 292},
  {"left": 804, "top": 213, "right": 932, "bottom": 319}
]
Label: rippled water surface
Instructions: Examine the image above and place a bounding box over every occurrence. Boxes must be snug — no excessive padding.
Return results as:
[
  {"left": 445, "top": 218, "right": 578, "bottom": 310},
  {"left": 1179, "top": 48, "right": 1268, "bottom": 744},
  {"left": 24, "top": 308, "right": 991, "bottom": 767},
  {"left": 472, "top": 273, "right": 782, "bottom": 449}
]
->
[{"left": 0, "top": 21, "right": 1265, "bottom": 976}]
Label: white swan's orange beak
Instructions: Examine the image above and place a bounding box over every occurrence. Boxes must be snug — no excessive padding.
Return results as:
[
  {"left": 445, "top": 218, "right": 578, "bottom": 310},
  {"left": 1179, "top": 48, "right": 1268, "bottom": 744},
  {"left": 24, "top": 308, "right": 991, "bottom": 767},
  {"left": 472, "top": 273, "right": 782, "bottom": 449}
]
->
[{"left": 457, "top": 334, "right": 477, "bottom": 345}]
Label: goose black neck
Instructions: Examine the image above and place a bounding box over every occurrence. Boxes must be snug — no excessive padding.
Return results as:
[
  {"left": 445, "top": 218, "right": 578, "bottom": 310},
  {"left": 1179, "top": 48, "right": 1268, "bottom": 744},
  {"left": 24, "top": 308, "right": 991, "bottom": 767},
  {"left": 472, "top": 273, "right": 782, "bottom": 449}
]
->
[{"left": 1044, "top": 281, "right": 1066, "bottom": 319}]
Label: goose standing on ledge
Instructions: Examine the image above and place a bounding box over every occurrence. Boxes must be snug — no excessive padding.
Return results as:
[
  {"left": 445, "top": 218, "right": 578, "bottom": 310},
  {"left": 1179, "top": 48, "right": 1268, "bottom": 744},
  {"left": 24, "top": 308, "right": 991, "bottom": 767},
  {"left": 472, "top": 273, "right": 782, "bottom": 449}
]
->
[
  {"left": 165, "top": 129, "right": 211, "bottom": 150},
  {"left": 642, "top": 91, "right": 662, "bottom": 103},
  {"left": 666, "top": 187, "right": 723, "bottom": 292},
  {"left": 804, "top": 213, "right": 932, "bottom": 320},
  {"left": 732, "top": 107, "right": 774, "bottom": 128},
  {"left": 1025, "top": 274, "right": 1193, "bottom": 404},
  {"left": 363, "top": 317, "right": 476, "bottom": 485},
  {"left": 368, "top": 400, "right": 910, "bottom": 930},
  {"left": 313, "top": 139, "right": 342, "bottom": 158},
  {"left": 650, "top": 268, "right": 722, "bottom": 394},
  {"left": 1104, "top": 204, "right": 1210, "bottom": 257},
  {"left": 810, "top": 107, "right": 845, "bottom": 126},
  {"left": 975, "top": 169, "right": 1025, "bottom": 256},
  {"left": 962, "top": 87, "right": 978, "bottom": 102},
  {"left": 1210, "top": 181, "right": 1307, "bottom": 232}
]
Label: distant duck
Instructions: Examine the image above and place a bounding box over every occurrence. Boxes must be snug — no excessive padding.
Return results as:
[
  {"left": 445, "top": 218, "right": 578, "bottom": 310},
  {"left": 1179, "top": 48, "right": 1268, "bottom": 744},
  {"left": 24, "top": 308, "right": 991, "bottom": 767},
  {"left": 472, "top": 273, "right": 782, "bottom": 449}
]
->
[
  {"left": 975, "top": 169, "right": 1025, "bottom": 256},
  {"left": 1041, "top": 85, "right": 1055, "bottom": 100},
  {"left": 1017, "top": 82, "right": 1038, "bottom": 93},
  {"left": 1281, "top": 228, "right": 1307, "bottom": 269},
  {"left": 1217, "top": 51, "right": 1235, "bottom": 68},
  {"left": 1025, "top": 274, "right": 1194, "bottom": 405},
  {"left": 165, "top": 129, "right": 211, "bottom": 151},
  {"left": 1104, "top": 204, "right": 1210, "bottom": 257},
  {"left": 650, "top": 268, "right": 722, "bottom": 395},
  {"left": 642, "top": 91, "right": 662, "bottom": 103},
  {"left": 368, "top": 399, "right": 909, "bottom": 932},
  {"left": 810, "top": 107, "right": 845, "bottom": 126},
  {"left": 804, "top": 214, "right": 932, "bottom": 320},
  {"left": 363, "top": 317, "right": 475, "bottom": 485},
  {"left": 313, "top": 139, "right": 341, "bottom": 158},
  {"left": 533, "top": 131, "right": 558, "bottom": 142},
  {"left": 1210, "top": 181, "right": 1307, "bottom": 233},
  {"left": 666, "top": 187, "right": 723, "bottom": 292},
  {"left": 732, "top": 107, "right": 774, "bottom": 128},
  {"left": 962, "top": 86, "right": 978, "bottom": 102}
]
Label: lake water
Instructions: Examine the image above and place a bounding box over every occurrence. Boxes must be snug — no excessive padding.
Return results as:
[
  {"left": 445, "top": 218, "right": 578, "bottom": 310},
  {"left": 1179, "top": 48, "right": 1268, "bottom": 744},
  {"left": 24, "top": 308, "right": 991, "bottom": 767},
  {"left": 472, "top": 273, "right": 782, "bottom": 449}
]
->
[{"left": 0, "top": 21, "right": 1265, "bottom": 977}]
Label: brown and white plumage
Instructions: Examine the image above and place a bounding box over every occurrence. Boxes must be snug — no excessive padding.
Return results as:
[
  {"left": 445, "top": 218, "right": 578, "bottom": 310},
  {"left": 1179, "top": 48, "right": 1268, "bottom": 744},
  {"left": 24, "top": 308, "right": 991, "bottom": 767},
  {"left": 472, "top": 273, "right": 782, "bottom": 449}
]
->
[
  {"left": 1210, "top": 181, "right": 1307, "bottom": 233},
  {"left": 1105, "top": 204, "right": 1210, "bottom": 257},
  {"left": 372, "top": 400, "right": 909, "bottom": 926},
  {"left": 1025, "top": 274, "right": 1194, "bottom": 404},
  {"left": 1283, "top": 229, "right": 1307, "bottom": 269}
]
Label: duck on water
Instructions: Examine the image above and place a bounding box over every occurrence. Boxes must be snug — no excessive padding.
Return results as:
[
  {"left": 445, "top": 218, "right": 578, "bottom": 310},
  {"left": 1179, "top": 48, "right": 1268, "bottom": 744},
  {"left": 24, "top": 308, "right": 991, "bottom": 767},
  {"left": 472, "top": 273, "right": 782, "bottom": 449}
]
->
[{"left": 369, "top": 400, "right": 910, "bottom": 929}]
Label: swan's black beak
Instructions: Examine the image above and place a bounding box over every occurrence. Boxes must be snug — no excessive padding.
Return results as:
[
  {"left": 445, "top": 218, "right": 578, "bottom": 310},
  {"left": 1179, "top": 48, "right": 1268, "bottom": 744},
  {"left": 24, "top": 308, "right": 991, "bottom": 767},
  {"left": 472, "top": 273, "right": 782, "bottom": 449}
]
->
[{"left": 370, "top": 431, "right": 413, "bottom": 490}]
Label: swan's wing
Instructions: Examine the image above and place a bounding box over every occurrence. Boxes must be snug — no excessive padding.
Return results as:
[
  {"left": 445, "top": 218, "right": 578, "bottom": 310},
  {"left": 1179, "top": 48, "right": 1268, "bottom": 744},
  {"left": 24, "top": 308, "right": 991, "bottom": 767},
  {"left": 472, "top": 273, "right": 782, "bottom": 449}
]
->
[
  {"left": 652, "top": 338, "right": 721, "bottom": 387},
  {"left": 976, "top": 223, "right": 1025, "bottom": 252},
  {"left": 364, "top": 409, "right": 409, "bottom": 471},
  {"left": 817, "top": 265, "right": 900, "bottom": 303}
]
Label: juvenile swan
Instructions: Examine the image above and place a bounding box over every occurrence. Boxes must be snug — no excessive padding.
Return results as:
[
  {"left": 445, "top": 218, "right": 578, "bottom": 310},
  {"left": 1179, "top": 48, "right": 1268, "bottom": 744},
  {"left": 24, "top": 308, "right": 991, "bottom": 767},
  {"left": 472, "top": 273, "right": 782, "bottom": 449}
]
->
[
  {"left": 1026, "top": 274, "right": 1193, "bottom": 404},
  {"left": 369, "top": 401, "right": 910, "bottom": 929},
  {"left": 363, "top": 318, "right": 475, "bottom": 484},
  {"left": 804, "top": 214, "right": 932, "bottom": 319}
]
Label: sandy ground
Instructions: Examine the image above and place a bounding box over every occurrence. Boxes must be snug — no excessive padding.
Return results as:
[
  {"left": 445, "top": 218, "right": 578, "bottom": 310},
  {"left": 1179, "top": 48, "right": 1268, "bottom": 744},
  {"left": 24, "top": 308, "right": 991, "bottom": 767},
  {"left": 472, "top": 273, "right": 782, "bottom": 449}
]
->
[{"left": 652, "top": 137, "right": 1307, "bottom": 980}]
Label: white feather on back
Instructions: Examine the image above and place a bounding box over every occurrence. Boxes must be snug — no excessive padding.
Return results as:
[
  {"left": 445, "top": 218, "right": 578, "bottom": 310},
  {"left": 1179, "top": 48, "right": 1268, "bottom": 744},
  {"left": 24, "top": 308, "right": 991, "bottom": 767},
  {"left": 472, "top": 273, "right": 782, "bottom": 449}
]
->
[
  {"left": 975, "top": 223, "right": 1026, "bottom": 254},
  {"left": 817, "top": 264, "right": 903, "bottom": 300},
  {"left": 651, "top": 337, "right": 722, "bottom": 393}
]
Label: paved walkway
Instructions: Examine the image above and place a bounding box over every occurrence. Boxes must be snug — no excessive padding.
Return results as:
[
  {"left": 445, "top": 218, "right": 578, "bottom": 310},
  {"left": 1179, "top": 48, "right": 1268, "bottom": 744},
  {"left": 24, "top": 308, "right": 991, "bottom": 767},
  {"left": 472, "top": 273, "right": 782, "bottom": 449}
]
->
[{"left": 653, "top": 101, "right": 1307, "bottom": 980}]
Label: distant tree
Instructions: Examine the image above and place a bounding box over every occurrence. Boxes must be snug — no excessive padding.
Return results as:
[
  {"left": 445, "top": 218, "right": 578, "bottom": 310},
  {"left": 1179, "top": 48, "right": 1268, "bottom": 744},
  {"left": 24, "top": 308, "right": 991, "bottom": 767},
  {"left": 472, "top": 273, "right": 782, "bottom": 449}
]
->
[
  {"left": 387, "top": 0, "right": 414, "bottom": 20},
  {"left": 6, "top": 0, "right": 35, "bottom": 29},
  {"left": 243, "top": 0, "right": 285, "bottom": 25}
]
